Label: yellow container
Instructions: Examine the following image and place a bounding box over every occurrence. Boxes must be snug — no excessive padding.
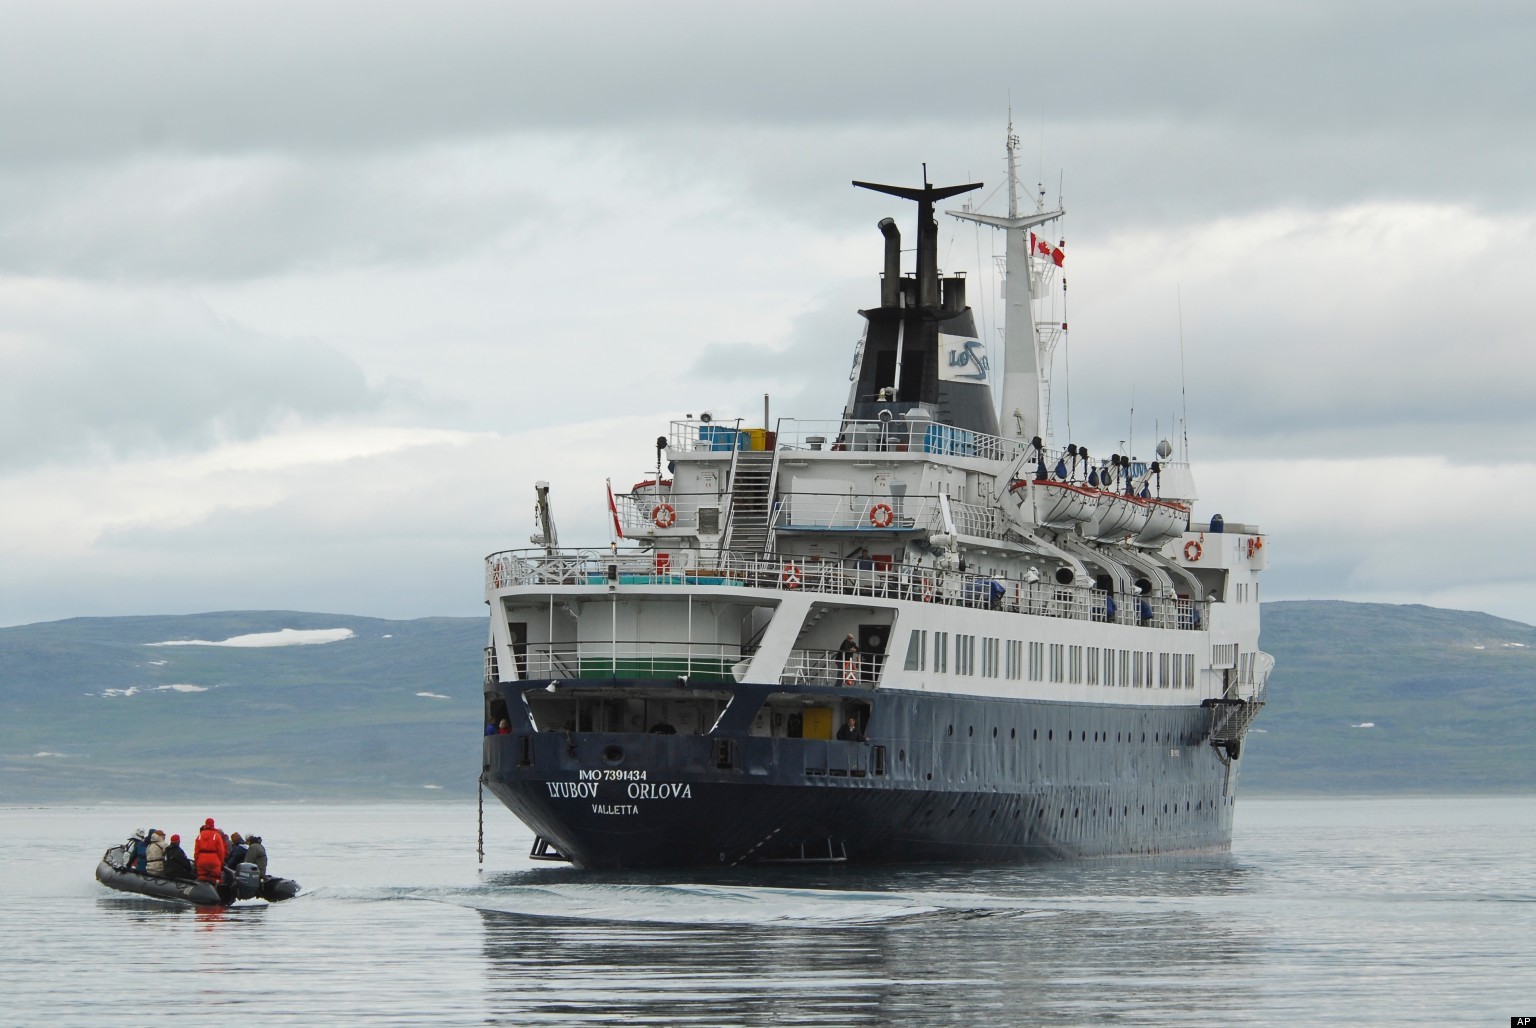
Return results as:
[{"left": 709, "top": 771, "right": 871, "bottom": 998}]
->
[
  {"left": 801, "top": 706, "right": 833, "bottom": 740},
  {"left": 746, "top": 428, "right": 768, "bottom": 451}
]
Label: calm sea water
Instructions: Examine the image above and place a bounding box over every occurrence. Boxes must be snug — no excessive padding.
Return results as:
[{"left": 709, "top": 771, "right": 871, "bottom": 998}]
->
[{"left": 1, "top": 796, "right": 1531, "bottom": 1025}]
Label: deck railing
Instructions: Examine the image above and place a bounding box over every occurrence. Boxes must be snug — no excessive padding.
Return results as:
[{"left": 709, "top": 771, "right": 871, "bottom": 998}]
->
[
  {"left": 486, "top": 548, "right": 1208, "bottom": 632},
  {"left": 780, "top": 648, "right": 883, "bottom": 689},
  {"left": 520, "top": 642, "right": 743, "bottom": 683}
]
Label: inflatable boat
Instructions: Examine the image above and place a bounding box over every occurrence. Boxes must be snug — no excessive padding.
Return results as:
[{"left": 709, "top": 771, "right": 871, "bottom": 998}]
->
[{"left": 96, "top": 844, "right": 300, "bottom": 906}]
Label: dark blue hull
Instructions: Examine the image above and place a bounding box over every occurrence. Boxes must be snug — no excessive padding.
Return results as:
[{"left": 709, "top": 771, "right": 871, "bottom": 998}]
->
[{"left": 484, "top": 680, "right": 1241, "bottom": 869}]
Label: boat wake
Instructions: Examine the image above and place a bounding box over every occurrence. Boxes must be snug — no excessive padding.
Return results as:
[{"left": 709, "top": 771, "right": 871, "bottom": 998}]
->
[{"left": 308, "top": 881, "right": 1059, "bottom": 927}]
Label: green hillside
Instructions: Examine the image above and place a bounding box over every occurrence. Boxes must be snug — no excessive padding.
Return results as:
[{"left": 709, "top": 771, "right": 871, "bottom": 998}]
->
[
  {"left": 1, "top": 601, "right": 1532, "bottom": 802},
  {"left": 1242, "top": 601, "right": 1536, "bottom": 793},
  {"left": 0, "top": 611, "right": 486, "bottom": 803}
]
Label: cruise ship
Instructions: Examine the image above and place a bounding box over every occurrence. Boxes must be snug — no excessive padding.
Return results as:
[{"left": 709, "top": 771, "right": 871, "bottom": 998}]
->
[{"left": 480, "top": 131, "right": 1271, "bottom": 868}]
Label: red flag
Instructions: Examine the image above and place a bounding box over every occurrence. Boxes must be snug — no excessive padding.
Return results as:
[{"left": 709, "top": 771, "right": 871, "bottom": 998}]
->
[
  {"left": 1031, "top": 232, "right": 1065, "bottom": 266},
  {"left": 606, "top": 479, "right": 624, "bottom": 540}
]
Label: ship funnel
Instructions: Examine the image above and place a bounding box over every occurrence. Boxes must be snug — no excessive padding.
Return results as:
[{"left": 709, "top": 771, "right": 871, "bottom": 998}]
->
[{"left": 878, "top": 218, "right": 901, "bottom": 307}]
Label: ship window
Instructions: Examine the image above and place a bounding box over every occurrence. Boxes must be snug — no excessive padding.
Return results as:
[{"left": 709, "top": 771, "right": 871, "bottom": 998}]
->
[
  {"left": 1028, "top": 641, "right": 1044, "bottom": 681},
  {"left": 1119, "top": 649, "right": 1131, "bottom": 687},
  {"left": 1186, "top": 653, "right": 1196, "bottom": 689},
  {"left": 1087, "top": 648, "right": 1099, "bottom": 686},
  {"left": 1159, "top": 652, "right": 1171, "bottom": 688},
  {"left": 903, "top": 630, "right": 927, "bottom": 672},
  {"left": 955, "top": 634, "right": 975, "bottom": 676},
  {"left": 935, "top": 632, "right": 949, "bottom": 673},
  {"left": 1049, "top": 643, "right": 1064, "bottom": 683},
  {"left": 1069, "top": 645, "right": 1083, "bottom": 684}
]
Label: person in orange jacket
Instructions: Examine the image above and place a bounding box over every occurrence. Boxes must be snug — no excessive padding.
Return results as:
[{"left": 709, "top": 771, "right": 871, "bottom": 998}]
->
[{"left": 193, "top": 817, "right": 228, "bottom": 883}]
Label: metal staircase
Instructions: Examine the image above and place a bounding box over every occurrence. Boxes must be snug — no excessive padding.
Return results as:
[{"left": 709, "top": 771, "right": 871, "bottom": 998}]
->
[{"left": 724, "top": 450, "right": 779, "bottom": 554}]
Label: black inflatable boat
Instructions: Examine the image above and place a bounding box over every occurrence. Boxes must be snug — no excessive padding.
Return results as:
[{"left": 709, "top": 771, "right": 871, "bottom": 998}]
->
[{"left": 96, "top": 844, "right": 300, "bottom": 906}]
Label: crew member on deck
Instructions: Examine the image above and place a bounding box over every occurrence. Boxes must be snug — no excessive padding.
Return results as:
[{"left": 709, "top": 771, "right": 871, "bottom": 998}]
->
[{"left": 837, "top": 717, "right": 865, "bottom": 742}]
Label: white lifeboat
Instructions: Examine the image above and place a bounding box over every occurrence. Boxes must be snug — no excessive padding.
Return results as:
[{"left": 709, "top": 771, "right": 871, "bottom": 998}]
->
[
  {"left": 1008, "top": 478, "right": 1098, "bottom": 530},
  {"left": 1083, "top": 491, "right": 1151, "bottom": 541},
  {"left": 1134, "top": 498, "right": 1190, "bottom": 547}
]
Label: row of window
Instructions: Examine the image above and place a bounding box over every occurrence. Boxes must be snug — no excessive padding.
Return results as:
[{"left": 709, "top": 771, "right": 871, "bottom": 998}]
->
[{"left": 904, "top": 630, "right": 1199, "bottom": 688}]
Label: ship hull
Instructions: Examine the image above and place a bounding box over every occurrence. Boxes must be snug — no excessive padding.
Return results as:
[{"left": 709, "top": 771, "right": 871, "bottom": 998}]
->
[{"left": 484, "top": 680, "right": 1239, "bottom": 869}]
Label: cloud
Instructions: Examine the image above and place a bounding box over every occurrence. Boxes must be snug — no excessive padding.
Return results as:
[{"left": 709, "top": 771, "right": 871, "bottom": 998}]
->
[
  {"left": 0, "top": 280, "right": 381, "bottom": 472},
  {"left": 145, "top": 628, "right": 355, "bottom": 647}
]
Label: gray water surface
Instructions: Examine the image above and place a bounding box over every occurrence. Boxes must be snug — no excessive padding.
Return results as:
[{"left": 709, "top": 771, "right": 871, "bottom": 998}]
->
[{"left": 2, "top": 796, "right": 1531, "bottom": 1025}]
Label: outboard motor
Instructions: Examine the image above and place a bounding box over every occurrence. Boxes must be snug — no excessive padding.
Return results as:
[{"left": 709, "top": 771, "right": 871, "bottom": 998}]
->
[{"left": 234, "top": 862, "right": 262, "bottom": 900}]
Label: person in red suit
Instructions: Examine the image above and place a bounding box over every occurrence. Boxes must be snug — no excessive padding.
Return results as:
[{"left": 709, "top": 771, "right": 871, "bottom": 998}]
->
[{"left": 193, "top": 817, "right": 228, "bottom": 883}]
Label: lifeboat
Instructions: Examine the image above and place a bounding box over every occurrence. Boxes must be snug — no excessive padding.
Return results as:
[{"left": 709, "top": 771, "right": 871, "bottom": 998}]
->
[
  {"left": 1134, "top": 498, "right": 1190, "bottom": 547},
  {"left": 1083, "top": 492, "right": 1151, "bottom": 541},
  {"left": 1008, "top": 478, "right": 1098, "bottom": 530}
]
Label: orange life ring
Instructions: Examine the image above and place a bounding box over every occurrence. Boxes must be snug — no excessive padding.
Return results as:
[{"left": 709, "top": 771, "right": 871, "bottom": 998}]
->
[
  {"left": 1246, "top": 537, "right": 1256, "bottom": 558},
  {"left": 920, "top": 576, "right": 934, "bottom": 602},
  {"left": 652, "top": 503, "right": 677, "bottom": 528},
  {"left": 781, "top": 563, "right": 802, "bottom": 588},
  {"left": 1183, "top": 540, "right": 1202, "bottom": 562},
  {"left": 869, "top": 502, "right": 895, "bottom": 528}
]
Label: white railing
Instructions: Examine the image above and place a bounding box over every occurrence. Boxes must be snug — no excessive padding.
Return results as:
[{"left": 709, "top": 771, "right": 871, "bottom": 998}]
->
[
  {"left": 485, "top": 548, "right": 1209, "bottom": 632},
  {"left": 772, "top": 418, "right": 1024, "bottom": 462},
  {"left": 947, "top": 499, "right": 1009, "bottom": 540},
  {"left": 771, "top": 492, "right": 937, "bottom": 533},
  {"left": 617, "top": 492, "right": 719, "bottom": 534},
  {"left": 517, "top": 641, "right": 742, "bottom": 682},
  {"left": 780, "top": 649, "right": 882, "bottom": 689},
  {"left": 669, "top": 418, "right": 1027, "bottom": 463}
]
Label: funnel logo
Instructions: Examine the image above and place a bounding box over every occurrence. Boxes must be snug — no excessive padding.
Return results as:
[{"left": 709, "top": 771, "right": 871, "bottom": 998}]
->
[{"left": 938, "top": 334, "right": 990, "bottom": 384}]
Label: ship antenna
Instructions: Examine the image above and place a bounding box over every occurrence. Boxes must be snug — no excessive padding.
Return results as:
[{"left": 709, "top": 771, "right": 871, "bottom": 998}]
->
[{"left": 1178, "top": 284, "right": 1191, "bottom": 461}]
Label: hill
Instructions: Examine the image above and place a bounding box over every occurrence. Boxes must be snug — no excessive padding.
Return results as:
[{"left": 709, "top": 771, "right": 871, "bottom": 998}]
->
[
  {"left": 0, "top": 611, "right": 485, "bottom": 803},
  {"left": 1, "top": 602, "right": 1532, "bottom": 802},
  {"left": 1242, "top": 601, "right": 1536, "bottom": 793}
]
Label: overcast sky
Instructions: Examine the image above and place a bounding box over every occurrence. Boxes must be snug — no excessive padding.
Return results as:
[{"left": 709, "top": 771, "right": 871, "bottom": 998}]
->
[{"left": 3, "top": 0, "right": 1534, "bottom": 628}]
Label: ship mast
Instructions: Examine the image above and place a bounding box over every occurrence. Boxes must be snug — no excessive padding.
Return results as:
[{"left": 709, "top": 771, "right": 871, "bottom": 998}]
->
[{"left": 947, "top": 115, "right": 1064, "bottom": 444}]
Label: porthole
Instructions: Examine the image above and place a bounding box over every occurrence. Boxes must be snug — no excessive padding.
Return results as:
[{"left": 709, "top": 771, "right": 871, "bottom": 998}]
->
[
  {"left": 898, "top": 749, "right": 906, "bottom": 761},
  {"left": 1059, "top": 808, "right": 1065, "bottom": 818},
  {"left": 1073, "top": 808, "right": 1079, "bottom": 818},
  {"left": 992, "top": 727, "right": 997, "bottom": 738},
  {"left": 968, "top": 726, "right": 974, "bottom": 737},
  {"left": 1048, "top": 729, "right": 1054, "bottom": 741},
  {"left": 947, "top": 724, "right": 954, "bottom": 737},
  {"left": 1032, "top": 729, "right": 1038, "bottom": 740}
]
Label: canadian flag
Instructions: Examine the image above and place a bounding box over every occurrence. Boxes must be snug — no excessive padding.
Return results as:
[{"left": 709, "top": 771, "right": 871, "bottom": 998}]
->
[
  {"left": 606, "top": 479, "right": 624, "bottom": 540},
  {"left": 1030, "top": 232, "right": 1066, "bottom": 267}
]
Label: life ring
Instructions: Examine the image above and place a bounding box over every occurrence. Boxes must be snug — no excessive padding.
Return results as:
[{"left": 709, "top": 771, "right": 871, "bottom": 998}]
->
[
  {"left": 1246, "top": 537, "right": 1256, "bottom": 558},
  {"left": 843, "top": 659, "right": 858, "bottom": 687},
  {"left": 869, "top": 502, "right": 895, "bottom": 528},
  {"left": 782, "top": 563, "right": 802, "bottom": 588},
  {"left": 920, "top": 576, "right": 934, "bottom": 602},
  {"left": 1183, "top": 540, "right": 1202, "bottom": 562},
  {"left": 652, "top": 503, "right": 677, "bottom": 528}
]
